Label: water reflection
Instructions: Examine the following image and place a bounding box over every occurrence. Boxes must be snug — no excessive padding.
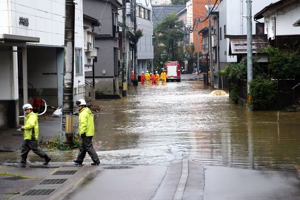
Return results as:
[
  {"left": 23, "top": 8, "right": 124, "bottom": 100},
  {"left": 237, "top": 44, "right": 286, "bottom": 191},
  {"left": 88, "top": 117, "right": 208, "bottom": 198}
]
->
[
  {"left": 93, "top": 81, "right": 300, "bottom": 170},
  {"left": 2, "top": 81, "right": 299, "bottom": 170}
]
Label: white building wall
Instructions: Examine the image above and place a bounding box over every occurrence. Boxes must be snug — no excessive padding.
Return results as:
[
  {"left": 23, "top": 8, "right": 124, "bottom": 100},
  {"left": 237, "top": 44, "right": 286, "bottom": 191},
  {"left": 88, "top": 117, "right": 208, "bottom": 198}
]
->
[
  {"left": 0, "top": 1, "right": 10, "bottom": 33},
  {"left": 74, "top": 0, "right": 85, "bottom": 100},
  {"left": 0, "top": 0, "right": 85, "bottom": 100},
  {"left": 266, "top": 3, "right": 300, "bottom": 37},
  {"left": 218, "top": 0, "right": 278, "bottom": 65},
  {"left": 5, "top": 0, "right": 65, "bottom": 46},
  {"left": 186, "top": 0, "right": 193, "bottom": 44}
]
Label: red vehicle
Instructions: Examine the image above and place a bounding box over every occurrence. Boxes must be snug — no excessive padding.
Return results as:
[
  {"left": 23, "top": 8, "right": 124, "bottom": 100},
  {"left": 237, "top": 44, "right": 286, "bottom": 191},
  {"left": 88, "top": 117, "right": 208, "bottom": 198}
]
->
[{"left": 166, "top": 61, "right": 181, "bottom": 82}]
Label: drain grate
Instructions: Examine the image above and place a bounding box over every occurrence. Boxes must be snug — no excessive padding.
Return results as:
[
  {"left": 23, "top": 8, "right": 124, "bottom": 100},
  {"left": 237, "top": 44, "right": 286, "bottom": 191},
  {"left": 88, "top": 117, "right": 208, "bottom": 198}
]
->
[
  {"left": 22, "top": 189, "right": 55, "bottom": 196},
  {"left": 40, "top": 179, "right": 67, "bottom": 184},
  {"left": 53, "top": 170, "right": 77, "bottom": 175}
]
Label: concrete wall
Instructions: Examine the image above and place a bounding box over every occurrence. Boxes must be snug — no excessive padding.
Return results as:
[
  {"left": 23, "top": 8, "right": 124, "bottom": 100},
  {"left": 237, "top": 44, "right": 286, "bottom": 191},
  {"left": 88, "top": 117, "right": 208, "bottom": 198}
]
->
[
  {"left": 0, "top": 47, "right": 13, "bottom": 100},
  {"left": 93, "top": 40, "right": 116, "bottom": 77}
]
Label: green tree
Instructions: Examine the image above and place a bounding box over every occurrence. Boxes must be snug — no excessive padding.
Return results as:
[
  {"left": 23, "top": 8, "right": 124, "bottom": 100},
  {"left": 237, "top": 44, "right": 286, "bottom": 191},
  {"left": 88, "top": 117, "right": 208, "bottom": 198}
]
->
[{"left": 154, "top": 13, "right": 184, "bottom": 68}]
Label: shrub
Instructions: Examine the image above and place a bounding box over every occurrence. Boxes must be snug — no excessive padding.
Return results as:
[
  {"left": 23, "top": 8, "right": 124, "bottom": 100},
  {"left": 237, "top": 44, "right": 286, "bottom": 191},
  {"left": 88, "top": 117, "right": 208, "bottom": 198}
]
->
[
  {"left": 250, "top": 77, "right": 276, "bottom": 110},
  {"left": 229, "top": 87, "right": 239, "bottom": 104},
  {"left": 40, "top": 135, "right": 80, "bottom": 151}
]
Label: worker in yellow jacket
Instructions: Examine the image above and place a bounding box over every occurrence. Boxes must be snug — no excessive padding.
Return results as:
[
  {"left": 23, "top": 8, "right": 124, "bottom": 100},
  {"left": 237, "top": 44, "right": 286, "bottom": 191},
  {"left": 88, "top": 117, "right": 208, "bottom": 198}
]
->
[
  {"left": 145, "top": 71, "right": 150, "bottom": 82},
  {"left": 155, "top": 71, "right": 160, "bottom": 83},
  {"left": 74, "top": 99, "right": 100, "bottom": 166},
  {"left": 161, "top": 71, "right": 167, "bottom": 83},
  {"left": 20, "top": 103, "right": 51, "bottom": 167}
]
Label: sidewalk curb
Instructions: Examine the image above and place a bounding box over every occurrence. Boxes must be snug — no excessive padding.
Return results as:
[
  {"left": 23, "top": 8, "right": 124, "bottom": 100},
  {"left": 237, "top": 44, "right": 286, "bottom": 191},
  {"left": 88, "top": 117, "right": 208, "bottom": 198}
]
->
[
  {"left": 49, "top": 166, "right": 101, "bottom": 200},
  {"left": 11, "top": 165, "right": 101, "bottom": 200}
]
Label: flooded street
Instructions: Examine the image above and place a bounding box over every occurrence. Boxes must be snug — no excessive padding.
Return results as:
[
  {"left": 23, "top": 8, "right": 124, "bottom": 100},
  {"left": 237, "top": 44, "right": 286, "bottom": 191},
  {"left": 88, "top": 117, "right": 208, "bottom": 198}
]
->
[{"left": 92, "top": 79, "right": 300, "bottom": 170}]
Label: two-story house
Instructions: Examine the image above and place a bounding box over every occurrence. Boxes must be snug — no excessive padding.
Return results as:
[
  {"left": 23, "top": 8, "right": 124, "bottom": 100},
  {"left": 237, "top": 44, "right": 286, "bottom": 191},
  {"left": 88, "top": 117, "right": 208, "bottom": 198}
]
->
[
  {"left": 83, "top": 0, "right": 122, "bottom": 97},
  {"left": 254, "top": 0, "right": 300, "bottom": 50},
  {"left": 0, "top": 0, "right": 85, "bottom": 128}
]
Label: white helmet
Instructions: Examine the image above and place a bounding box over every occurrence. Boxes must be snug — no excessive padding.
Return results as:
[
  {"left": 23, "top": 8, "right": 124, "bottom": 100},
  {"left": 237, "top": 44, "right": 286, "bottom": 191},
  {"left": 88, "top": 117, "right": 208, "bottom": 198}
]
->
[
  {"left": 23, "top": 103, "right": 33, "bottom": 110},
  {"left": 76, "top": 99, "right": 86, "bottom": 106}
]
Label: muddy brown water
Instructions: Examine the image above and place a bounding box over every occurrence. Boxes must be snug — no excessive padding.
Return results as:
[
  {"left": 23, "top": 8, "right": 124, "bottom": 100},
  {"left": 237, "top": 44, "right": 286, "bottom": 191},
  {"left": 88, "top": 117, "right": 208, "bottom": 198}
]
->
[
  {"left": 89, "top": 81, "right": 300, "bottom": 170},
  {"left": 1, "top": 81, "right": 300, "bottom": 170}
]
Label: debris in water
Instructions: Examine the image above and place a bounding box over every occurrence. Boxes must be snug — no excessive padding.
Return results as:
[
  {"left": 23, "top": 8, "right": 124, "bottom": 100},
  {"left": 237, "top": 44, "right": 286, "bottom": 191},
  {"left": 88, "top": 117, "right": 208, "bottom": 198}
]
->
[{"left": 209, "top": 90, "right": 227, "bottom": 96}]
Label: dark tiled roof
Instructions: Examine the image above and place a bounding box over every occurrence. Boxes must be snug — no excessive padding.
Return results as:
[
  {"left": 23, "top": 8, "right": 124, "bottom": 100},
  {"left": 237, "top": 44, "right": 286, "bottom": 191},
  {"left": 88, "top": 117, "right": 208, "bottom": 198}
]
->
[{"left": 152, "top": 5, "right": 185, "bottom": 26}]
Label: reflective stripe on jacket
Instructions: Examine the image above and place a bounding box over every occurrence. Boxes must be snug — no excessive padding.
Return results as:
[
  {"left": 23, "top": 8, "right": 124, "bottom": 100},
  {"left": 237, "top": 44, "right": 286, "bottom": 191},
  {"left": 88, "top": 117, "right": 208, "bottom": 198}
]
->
[
  {"left": 24, "top": 112, "right": 39, "bottom": 140},
  {"left": 78, "top": 107, "right": 95, "bottom": 136}
]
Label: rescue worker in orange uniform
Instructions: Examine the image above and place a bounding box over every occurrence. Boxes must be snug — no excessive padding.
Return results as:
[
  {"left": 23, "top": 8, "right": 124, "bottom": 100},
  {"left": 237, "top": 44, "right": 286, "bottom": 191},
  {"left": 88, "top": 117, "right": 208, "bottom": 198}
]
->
[
  {"left": 141, "top": 72, "right": 145, "bottom": 85},
  {"left": 151, "top": 73, "right": 156, "bottom": 84},
  {"left": 131, "top": 71, "right": 135, "bottom": 83}
]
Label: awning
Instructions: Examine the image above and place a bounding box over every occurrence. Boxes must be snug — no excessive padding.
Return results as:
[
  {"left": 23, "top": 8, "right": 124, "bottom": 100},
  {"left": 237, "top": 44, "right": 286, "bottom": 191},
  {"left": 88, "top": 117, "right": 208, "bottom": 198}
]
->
[
  {"left": 228, "top": 35, "right": 268, "bottom": 55},
  {"left": 0, "top": 34, "right": 39, "bottom": 44}
]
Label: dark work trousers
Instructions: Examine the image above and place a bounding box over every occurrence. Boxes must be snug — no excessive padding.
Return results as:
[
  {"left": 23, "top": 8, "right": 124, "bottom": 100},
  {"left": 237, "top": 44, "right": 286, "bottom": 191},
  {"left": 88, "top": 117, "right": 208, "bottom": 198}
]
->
[
  {"left": 76, "top": 134, "right": 99, "bottom": 164},
  {"left": 21, "top": 140, "right": 49, "bottom": 163}
]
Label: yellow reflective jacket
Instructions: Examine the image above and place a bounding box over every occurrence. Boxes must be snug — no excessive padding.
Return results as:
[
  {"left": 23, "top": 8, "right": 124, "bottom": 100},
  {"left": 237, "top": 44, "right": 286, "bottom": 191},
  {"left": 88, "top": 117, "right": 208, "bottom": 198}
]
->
[
  {"left": 145, "top": 73, "right": 150, "bottom": 81},
  {"left": 156, "top": 74, "right": 160, "bottom": 81},
  {"left": 24, "top": 112, "right": 39, "bottom": 140},
  {"left": 78, "top": 107, "right": 95, "bottom": 136}
]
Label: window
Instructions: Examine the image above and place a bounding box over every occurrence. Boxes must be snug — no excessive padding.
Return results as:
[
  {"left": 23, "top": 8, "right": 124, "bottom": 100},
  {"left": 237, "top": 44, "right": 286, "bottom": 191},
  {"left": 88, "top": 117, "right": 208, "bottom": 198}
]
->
[
  {"left": 75, "top": 49, "right": 83, "bottom": 75},
  {"left": 136, "top": 6, "right": 140, "bottom": 18},
  {"left": 145, "top": 8, "right": 148, "bottom": 20},
  {"left": 139, "top": 6, "right": 143, "bottom": 18},
  {"left": 220, "top": 27, "right": 222, "bottom": 40},
  {"left": 224, "top": 25, "right": 226, "bottom": 36},
  {"left": 147, "top": 9, "right": 151, "bottom": 20},
  {"left": 141, "top": 7, "right": 145, "bottom": 19}
]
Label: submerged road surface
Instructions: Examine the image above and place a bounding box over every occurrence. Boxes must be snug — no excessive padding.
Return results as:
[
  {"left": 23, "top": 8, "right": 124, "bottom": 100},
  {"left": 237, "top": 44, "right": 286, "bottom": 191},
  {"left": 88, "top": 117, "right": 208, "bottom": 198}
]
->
[{"left": 68, "top": 76, "right": 300, "bottom": 200}]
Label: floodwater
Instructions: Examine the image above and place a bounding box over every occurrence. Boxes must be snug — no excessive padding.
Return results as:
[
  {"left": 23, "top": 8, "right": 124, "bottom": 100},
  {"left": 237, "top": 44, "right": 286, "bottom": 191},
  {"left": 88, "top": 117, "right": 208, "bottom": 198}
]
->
[
  {"left": 89, "top": 80, "right": 300, "bottom": 170},
  {"left": 1, "top": 79, "right": 299, "bottom": 172}
]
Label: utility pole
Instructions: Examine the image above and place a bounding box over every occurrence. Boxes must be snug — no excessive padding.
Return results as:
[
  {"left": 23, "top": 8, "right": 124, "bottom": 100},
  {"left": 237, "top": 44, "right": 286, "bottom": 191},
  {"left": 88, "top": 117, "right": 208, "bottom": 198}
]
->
[
  {"left": 133, "top": 0, "right": 138, "bottom": 86},
  {"left": 62, "top": 0, "right": 75, "bottom": 145},
  {"left": 208, "top": 9, "right": 214, "bottom": 88},
  {"left": 246, "top": 0, "right": 253, "bottom": 108},
  {"left": 122, "top": 0, "right": 128, "bottom": 96},
  {"left": 196, "top": 52, "right": 199, "bottom": 73}
]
